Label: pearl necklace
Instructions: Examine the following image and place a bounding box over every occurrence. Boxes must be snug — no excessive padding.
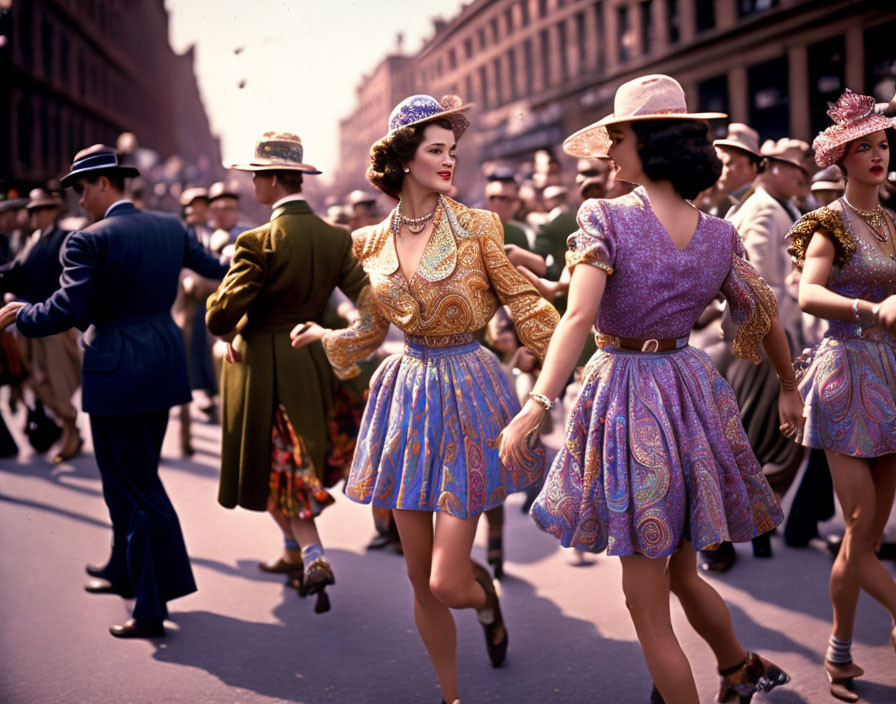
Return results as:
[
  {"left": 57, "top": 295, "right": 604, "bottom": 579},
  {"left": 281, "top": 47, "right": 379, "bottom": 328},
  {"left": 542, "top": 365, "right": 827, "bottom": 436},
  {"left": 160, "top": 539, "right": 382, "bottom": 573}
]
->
[
  {"left": 393, "top": 199, "right": 438, "bottom": 235},
  {"left": 842, "top": 196, "right": 889, "bottom": 243}
]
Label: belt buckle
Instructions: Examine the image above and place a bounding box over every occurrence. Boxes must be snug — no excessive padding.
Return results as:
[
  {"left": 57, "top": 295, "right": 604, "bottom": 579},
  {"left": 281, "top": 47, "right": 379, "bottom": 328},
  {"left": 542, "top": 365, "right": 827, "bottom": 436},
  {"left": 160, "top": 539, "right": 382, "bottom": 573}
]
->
[{"left": 641, "top": 338, "right": 659, "bottom": 353}]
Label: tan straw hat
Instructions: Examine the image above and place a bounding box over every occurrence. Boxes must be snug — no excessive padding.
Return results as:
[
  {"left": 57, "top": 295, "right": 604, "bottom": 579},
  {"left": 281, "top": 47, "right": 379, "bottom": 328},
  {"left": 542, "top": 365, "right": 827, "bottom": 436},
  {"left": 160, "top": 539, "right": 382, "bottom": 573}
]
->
[
  {"left": 563, "top": 74, "right": 726, "bottom": 158},
  {"left": 713, "top": 123, "right": 761, "bottom": 158},
  {"left": 760, "top": 138, "right": 811, "bottom": 173},
  {"left": 230, "top": 132, "right": 321, "bottom": 174},
  {"left": 810, "top": 165, "right": 845, "bottom": 192},
  {"left": 26, "top": 188, "right": 62, "bottom": 210}
]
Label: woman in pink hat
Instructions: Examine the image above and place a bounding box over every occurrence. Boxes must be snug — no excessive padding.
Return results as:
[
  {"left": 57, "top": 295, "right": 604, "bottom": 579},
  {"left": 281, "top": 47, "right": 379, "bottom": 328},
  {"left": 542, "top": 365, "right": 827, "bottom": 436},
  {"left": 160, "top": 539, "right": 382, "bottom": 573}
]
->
[
  {"left": 787, "top": 89, "right": 896, "bottom": 701},
  {"left": 291, "top": 95, "right": 559, "bottom": 703},
  {"left": 501, "top": 74, "right": 799, "bottom": 703}
]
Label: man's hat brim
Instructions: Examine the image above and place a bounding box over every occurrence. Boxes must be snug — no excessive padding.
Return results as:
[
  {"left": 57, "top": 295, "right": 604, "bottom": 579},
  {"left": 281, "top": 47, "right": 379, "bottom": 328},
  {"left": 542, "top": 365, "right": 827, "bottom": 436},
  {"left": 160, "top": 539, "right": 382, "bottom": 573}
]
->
[
  {"left": 712, "top": 139, "right": 761, "bottom": 159},
  {"left": 60, "top": 165, "right": 139, "bottom": 188},
  {"left": 0, "top": 198, "right": 29, "bottom": 213},
  {"left": 229, "top": 161, "right": 322, "bottom": 175}
]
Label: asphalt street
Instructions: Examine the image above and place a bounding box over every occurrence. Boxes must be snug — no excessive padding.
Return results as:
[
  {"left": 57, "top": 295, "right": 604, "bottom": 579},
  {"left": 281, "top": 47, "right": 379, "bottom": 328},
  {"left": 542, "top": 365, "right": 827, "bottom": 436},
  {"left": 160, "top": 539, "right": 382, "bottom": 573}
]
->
[{"left": 1, "top": 397, "right": 895, "bottom": 704}]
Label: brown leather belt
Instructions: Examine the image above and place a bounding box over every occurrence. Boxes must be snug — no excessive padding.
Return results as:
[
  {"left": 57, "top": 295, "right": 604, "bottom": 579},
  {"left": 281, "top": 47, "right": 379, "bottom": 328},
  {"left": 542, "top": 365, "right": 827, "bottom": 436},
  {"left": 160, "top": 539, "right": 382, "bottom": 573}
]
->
[{"left": 595, "top": 332, "right": 689, "bottom": 353}]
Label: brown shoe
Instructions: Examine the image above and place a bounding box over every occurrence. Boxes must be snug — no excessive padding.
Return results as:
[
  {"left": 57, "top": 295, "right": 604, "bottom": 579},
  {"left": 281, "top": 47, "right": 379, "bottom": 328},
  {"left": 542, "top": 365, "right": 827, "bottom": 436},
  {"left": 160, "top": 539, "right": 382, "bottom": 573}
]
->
[
  {"left": 718, "top": 652, "right": 790, "bottom": 703},
  {"left": 109, "top": 618, "right": 165, "bottom": 639},
  {"left": 52, "top": 435, "right": 83, "bottom": 464},
  {"left": 825, "top": 659, "right": 863, "bottom": 703},
  {"left": 258, "top": 556, "right": 304, "bottom": 574}
]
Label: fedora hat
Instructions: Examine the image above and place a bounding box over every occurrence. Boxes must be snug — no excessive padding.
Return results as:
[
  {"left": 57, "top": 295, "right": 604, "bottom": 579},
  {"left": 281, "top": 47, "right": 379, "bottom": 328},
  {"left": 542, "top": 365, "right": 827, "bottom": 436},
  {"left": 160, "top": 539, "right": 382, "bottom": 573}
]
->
[
  {"left": 26, "top": 188, "right": 61, "bottom": 210},
  {"left": 59, "top": 144, "right": 139, "bottom": 188},
  {"left": 713, "top": 123, "right": 761, "bottom": 158},
  {"left": 387, "top": 94, "right": 472, "bottom": 140},
  {"left": 180, "top": 186, "right": 209, "bottom": 207},
  {"left": 810, "top": 165, "right": 845, "bottom": 192},
  {"left": 813, "top": 89, "right": 896, "bottom": 167},
  {"left": 563, "top": 74, "right": 726, "bottom": 158},
  {"left": 760, "top": 138, "right": 810, "bottom": 173},
  {"left": 207, "top": 181, "right": 241, "bottom": 202},
  {"left": 0, "top": 194, "right": 28, "bottom": 214},
  {"left": 230, "top": 132, "right": 321, "bottom": 174}
]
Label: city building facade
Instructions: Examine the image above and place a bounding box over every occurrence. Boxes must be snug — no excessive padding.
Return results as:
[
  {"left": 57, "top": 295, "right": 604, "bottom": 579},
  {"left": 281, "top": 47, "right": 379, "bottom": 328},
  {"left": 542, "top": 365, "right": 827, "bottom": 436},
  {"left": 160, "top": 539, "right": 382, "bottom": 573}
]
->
[
  {"left": 337, "top": 0, "right": 896, "bottom": 203},
  {"left": 1, "top": 0, "right": 221, "bottom": 192}
]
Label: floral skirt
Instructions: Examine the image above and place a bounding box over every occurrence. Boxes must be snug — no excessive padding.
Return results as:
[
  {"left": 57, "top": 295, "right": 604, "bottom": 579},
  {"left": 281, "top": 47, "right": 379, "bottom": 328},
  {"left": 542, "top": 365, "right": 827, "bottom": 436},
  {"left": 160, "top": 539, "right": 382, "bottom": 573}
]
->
[
  {"left": 797, "top": 335, "right": 896, "bottom": 457},
  {"left": 344, "top": 339, "right": 545, "bottom": 518},
  {"left": 270, "top": 405, "right": 335, "bottom": 519},
  {"left": 531, "top": 346, "right": 782, "bottom": 558}
]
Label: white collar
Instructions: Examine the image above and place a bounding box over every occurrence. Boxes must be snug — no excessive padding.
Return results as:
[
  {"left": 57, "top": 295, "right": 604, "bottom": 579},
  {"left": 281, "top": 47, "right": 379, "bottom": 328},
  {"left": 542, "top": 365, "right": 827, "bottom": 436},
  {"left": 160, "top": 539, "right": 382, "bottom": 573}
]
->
[
  {"left": 104, "top": 199, "right": 132, "bottom": 218},
  {"left": 271, "top": 194, "right": 305, "bottom": 211}
]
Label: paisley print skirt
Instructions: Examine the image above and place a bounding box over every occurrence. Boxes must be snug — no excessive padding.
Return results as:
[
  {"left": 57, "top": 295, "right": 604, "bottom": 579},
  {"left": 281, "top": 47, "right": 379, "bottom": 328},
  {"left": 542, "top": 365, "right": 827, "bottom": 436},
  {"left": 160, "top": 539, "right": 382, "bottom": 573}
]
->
[
  {"left": 344, "top": 339, "right": 544, "bottom": 518},
  {"left": 531, "top": 346, "right": 782, "bottom": 558},
  {"left": 798, "top": 337, "right": 896, "bottom": 457}
]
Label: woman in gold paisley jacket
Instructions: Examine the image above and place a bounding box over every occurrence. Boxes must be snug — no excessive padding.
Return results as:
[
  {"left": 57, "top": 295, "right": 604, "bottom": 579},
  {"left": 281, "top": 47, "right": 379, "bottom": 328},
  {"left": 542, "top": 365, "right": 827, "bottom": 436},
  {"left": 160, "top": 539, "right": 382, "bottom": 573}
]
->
[{"left": 292, "top": 96, "right": 559, "bottom": 703}]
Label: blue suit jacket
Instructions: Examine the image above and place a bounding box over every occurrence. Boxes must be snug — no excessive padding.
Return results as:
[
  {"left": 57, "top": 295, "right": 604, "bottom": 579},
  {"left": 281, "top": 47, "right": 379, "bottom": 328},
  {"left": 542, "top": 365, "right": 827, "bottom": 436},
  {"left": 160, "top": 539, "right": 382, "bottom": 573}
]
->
[{"left": 16, "top": 202, "right": 229, "bottom": 415}]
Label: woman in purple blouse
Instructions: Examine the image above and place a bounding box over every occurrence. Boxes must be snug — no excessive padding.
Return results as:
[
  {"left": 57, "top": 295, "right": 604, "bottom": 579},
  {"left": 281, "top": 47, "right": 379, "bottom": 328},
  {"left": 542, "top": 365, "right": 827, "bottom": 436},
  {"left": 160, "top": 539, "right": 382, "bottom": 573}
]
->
[{"left": 501, "top": 75, "right": 802, "bottom": 703}]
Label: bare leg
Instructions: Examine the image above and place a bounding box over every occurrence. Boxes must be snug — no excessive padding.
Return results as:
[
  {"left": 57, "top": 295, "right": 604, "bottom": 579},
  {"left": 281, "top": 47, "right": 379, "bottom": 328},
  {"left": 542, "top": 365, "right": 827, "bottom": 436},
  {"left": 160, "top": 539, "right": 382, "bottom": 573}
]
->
[
  {"left": 668, "top": 541, "right": 747, "bottom": 670},
  {"left": 393, "top": 509, "right": 460, "bottom": 702},
  {"left": 288, "top": 514, "right": 323, "bottom": 550},
  {"left": 265, "top": 496, "right": 302, "bottom": 565},
  {"left": 620, "top": 553, "right": 699, "bottom": 704}
]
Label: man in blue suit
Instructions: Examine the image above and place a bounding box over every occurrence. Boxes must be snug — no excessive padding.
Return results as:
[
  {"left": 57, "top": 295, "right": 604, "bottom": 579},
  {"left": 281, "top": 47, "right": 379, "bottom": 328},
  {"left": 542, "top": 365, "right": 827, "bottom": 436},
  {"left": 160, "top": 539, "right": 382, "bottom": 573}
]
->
[{"left": 0, "top": 145, "right": 228, "bottom": 638}]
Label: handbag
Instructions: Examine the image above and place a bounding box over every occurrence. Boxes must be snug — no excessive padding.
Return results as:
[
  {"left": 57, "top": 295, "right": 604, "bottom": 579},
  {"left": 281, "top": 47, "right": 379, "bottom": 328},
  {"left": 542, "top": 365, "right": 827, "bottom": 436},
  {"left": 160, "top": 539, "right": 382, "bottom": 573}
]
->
[{"left": 25, "top": 399, "right": 63, "bottom": 453}]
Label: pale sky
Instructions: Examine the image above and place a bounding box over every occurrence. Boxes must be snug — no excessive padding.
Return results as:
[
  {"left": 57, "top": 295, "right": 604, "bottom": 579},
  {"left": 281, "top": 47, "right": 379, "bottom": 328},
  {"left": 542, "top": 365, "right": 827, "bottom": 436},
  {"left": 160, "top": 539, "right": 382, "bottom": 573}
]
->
[{"left": 165, "top": 0, "right": 466, "bottom": 183}]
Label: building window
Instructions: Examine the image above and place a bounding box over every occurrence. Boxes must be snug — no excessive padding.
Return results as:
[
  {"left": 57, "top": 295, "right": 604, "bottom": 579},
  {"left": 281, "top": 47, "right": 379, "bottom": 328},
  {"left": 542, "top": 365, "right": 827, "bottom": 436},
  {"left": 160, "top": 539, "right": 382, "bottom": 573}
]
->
[
  {"left": 524, "top": 38, "right": 534, "bottom": 95},
  {"left": 505, "top": 6, "right": 514, "bottom": 33},
  {"left": 540, "top": 28, "right": 551, "bottom": 88},
  {"left": 520, "top": 0, "right": 530, "bottom": 27},
  {"left": 17, "top": 2, "right": 33, "bottom": 69},
  {"left": 593, "top": 1, "right": 605, "bottom": 71},
  {"left": 465, "top": 74, "right": 474, "bottom": 103},
  {"left": 738, "top": 0, "right": 779, "bottom": 17},
  {"left": 666, "top": 0, "right": 680, "bottom": 45},
  {"left": 557, "top": 22, "right": 569, "bottom": 82},
  {"left": 697, "top": 75, "right": 729, "bottom": 129},
  {"left": 865, "top": 20, "right": 896, "bottom": 104},
  {"left": 538, "top": 0, "right": 548, "bottom": 18},
  {"left": 640, "top": 1, "right": 653, "bottom": 56},
  {"left": 493, "top": 57, "right": 504, "bottom": 105},
  {"left": 478, "top": 28, "right": 486, "bottom": 50},
  {"left": 617, "top": 4, "right": 630, "bottom": 64},
  {"left": 41, "top": 16, "right": 53, "bottom": 79},
  {"left": 479, "top": 64, "right": 489, "bottom": 107},
  {"left": 809, "top": 35, "right": 845, "bottom": 138},
  {"left": 575, "top": 11, "right": 587, "bottom": 74},
  {"left": 507, "top": 47, "right": 517, "bottom": 99},
  {"left": 696, "top": 0, "right": 715, "bottom": 32},
  {"left": 16, "top": 97, "right": 32, "bottom": 167},
  {"left": 748, "top": 56, "right": 789, "bottom": 140},
  {"left": 464, "top": 37, "right": 473, "bottom": 58},
  {"left": 448, "top": 47, "right": 457, "bottom": 70}
]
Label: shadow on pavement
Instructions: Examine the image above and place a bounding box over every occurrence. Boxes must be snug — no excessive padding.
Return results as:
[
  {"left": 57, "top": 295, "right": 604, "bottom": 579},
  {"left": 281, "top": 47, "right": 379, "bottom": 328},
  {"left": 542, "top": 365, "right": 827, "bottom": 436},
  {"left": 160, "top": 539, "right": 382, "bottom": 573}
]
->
[{"left": 0, "top": 491, "right": 110, "bottom": 529}]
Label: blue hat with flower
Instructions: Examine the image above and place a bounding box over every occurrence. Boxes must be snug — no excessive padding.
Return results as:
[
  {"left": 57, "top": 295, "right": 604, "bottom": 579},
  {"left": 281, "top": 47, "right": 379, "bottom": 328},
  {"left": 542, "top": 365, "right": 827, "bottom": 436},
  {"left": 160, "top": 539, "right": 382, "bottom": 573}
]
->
[{"left": 387, "top": 95, "right": 471, "bottom": 139}]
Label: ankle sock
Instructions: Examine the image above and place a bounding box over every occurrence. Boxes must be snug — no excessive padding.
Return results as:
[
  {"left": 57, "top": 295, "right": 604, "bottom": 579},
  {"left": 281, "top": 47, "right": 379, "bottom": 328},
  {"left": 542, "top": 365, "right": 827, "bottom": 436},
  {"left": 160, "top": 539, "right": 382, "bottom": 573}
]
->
[
  {"left": 284, "top": 537, "right": 300, "bottom": 551},
  {"left": 826, "top": 636, "right": 852, "bottom": 664},
  {"left": 301, "top": 544, "right": 324, "bottom": 568}
]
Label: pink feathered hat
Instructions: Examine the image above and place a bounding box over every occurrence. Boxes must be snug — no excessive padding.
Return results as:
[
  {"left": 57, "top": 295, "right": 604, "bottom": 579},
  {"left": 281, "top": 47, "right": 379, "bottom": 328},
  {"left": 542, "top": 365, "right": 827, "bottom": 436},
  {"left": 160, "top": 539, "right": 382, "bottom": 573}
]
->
[{"left": 813, "top": 89, "right": 896, "bottom": 167}]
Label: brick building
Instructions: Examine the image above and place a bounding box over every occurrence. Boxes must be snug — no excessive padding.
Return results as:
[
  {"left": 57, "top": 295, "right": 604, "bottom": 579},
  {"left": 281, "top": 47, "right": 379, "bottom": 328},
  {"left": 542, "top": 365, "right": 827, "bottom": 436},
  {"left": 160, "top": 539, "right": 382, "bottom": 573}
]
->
[
  {"left": 0, "top": 0, "right": 221, "bottom": 192},
  {"left": 337, "top": 0, "right": 896, "bottom": 203}
]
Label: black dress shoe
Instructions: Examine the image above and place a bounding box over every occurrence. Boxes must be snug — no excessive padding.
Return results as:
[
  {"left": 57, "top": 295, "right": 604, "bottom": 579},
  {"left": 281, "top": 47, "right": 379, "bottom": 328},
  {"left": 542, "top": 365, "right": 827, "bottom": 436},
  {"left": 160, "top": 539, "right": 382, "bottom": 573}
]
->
[
  {"left": 85, "top": 578, "right": 135, "bottom": 598},
  {"left": 700, "top": 542, "right": 737, "bottom": 573},
  {"left": 109, "top": 618, "right": 165, "bottom": 639}
]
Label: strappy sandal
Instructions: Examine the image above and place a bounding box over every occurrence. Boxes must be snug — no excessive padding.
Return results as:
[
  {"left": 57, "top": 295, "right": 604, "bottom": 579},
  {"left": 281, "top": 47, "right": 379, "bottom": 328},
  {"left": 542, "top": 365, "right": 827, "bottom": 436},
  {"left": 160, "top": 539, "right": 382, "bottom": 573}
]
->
[
  {"left": 825, "top": 660, "right": 864, "bottom": 702},
  {"left": 718, "top": 651, "right": 790, "bottom": 703},
  {"left": 471, "top": 561, "right": 508, "bottom": 667}
]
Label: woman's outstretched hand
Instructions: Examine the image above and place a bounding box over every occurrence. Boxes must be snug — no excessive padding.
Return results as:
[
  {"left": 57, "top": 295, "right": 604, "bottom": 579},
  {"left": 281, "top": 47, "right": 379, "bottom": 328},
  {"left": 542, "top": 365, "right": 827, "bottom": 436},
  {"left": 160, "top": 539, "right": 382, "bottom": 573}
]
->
[
  {"left": 290, "top": 322, "right": 328, "bottom": 348},
  {"left": 777, "top": 388, "right": 805, "bottom": 442},
  {"left": 0, "top": 301, "right": 25, "bottom": 329},
  {"left": 498, "top": 399, "right": 545, "bottom": 467}
]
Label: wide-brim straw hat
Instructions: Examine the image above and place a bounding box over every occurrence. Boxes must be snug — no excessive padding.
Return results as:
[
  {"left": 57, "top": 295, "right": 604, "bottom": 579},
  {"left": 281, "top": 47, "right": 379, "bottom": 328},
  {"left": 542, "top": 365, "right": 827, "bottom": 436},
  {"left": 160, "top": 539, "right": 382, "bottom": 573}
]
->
[
  {"left": 230, "top": 132, "right": 321, "bottom": 174},
  {"left": 813, "top": 89, "right": 896, "bottom": 167},
  {"left": 760, "top": 138, "right": 811, "bottom": 173},
  {"left": 563, "top": 74, "right": 726, "bottom": 158},
  {"left": 59, "top": 144, "right": 140, "bottom": 187},
  {"left": 386, "top": 95, "right": 472, "bottom": 140},
  {"left": 180, "top": 186, "right": 209, "bottom": 207},
  {"left": 713, "top": 123, "right": 761, "bottom": 158}
]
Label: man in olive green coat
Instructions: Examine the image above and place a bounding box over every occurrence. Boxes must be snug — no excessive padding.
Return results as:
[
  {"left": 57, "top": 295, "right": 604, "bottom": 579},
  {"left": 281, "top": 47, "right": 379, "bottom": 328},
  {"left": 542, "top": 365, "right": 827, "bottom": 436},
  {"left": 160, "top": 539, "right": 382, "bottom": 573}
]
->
[{"left": 206, "top": 132, "right": 369, "bottom": 606}]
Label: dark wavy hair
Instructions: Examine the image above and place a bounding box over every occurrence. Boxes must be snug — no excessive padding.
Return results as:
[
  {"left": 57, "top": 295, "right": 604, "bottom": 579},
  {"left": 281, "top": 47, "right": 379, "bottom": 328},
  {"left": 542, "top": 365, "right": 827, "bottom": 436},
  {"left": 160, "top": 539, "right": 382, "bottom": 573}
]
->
[
  {"left": 367, "top": 117, "right": 454, "bottom": 199},
  {"left": 630, "top": 119, "right": 722, "bottom": 200}
]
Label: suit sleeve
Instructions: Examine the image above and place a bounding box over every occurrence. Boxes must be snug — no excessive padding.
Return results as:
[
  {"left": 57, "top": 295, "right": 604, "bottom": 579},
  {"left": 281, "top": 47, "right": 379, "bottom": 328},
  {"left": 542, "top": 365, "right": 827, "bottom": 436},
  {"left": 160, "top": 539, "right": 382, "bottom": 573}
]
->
[
  {"left": 205, "top": 229, "right": 266, "bottom": 336},
  {"left": 480, "top": 211, "right": 560, "bottom": 361},
  {"left": 184, "top": 225, "right": 230, "bottom": 280},
  {"left": 15, "top": 232, "right": 96, "bottom": 337}
]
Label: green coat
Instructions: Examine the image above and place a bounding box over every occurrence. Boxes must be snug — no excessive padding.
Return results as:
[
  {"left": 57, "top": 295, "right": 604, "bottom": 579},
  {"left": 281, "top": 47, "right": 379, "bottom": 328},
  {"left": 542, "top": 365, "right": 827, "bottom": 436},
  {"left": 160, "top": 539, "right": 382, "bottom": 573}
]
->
[
  {"left": 534, "top": 208, "right": 579, "bottom": 279},
  {"left": 206, "top": 199, "right": 367, "bottom": 511}
]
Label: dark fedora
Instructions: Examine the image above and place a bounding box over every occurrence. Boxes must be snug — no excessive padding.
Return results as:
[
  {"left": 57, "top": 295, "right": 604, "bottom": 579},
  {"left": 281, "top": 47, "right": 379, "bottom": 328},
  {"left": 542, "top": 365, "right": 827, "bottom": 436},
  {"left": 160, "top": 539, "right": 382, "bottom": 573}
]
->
[{"left": 60, "top": 144, "right": 140, "bottom": 188}]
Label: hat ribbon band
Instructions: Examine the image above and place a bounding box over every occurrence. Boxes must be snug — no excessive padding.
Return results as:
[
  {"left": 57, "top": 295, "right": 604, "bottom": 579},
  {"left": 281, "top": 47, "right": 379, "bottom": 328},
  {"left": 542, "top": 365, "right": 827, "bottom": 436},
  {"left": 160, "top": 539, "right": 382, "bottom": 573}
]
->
[{"left": 71, "top": 153, "right": 120, "bottom": 171}]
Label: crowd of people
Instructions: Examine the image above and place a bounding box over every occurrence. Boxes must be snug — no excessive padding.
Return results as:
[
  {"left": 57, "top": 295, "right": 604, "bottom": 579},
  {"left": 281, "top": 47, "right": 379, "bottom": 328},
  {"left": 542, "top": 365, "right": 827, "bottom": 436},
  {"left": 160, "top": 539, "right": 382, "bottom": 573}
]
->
[{"left": 0, "top": 74, "right": 895, "bottom": 704}]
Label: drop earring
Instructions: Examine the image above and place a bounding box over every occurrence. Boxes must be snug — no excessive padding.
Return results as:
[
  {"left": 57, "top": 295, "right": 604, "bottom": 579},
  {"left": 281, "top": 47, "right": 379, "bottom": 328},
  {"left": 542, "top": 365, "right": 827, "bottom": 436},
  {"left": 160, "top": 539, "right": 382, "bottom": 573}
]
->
[{"left": 403, "top": 167, "right": 409, "bottom": 173}]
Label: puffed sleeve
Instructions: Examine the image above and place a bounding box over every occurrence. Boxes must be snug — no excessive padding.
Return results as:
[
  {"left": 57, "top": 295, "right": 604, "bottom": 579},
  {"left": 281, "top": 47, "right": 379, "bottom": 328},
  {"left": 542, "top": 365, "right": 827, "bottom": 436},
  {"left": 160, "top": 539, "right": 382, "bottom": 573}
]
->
[
  {"left": 206, "top": 227, "right": 266, "bottom": 336},
  {"left": 786, "top": 206, "right": 855, "bottom": 269},
  {"left": 720, "top": 228, "right": 779, "bottom": 363},
  {"left": 321, "top": 229, "right": 391, "bottom": 380},
  {"left": 479, "top": 210, "right": 560, "bottom": 361},
  {"left": 565, "top": 199, "right": 615, "bottom": 274}
]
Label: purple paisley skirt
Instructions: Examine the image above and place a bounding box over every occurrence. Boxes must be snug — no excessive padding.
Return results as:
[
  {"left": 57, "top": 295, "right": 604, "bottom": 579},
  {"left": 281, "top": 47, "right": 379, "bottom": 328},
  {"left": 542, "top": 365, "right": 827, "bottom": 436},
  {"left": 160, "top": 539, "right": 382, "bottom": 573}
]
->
[
  {"left": 797, "top": 334, "right": 896, "bottom": 457},
  {"left": 531, "top": 345, "right": 782, "bottom": 558},
  {"left": 344, "top": 339, "right": 545, "bottom": 518}
]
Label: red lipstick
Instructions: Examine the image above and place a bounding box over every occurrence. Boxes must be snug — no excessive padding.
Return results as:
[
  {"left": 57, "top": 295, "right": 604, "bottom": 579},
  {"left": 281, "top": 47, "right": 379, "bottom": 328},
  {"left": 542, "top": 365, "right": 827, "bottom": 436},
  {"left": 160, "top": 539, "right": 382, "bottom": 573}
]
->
[{"left": 438, "top": 171, "right": 452, "bottom": 181}]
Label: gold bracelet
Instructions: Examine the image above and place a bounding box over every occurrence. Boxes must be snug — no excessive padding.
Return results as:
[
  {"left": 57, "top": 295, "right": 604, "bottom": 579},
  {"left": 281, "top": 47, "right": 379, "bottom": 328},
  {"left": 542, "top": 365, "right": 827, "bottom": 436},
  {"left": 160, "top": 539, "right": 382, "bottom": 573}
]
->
[{"left": 528, "top": 391, "right": 553, "bottom": 411}]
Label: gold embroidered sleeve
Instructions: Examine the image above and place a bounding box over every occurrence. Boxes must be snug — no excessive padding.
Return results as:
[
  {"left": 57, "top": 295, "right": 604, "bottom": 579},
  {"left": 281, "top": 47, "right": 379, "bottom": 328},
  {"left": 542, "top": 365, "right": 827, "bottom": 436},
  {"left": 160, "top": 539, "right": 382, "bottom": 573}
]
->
[
  {"left": 322, "top": 284, "right": 390, "bottom": 380},
  {"left": 206, "top": 227, "right": 266, "bottom": 336},
  {"left": 479, "top": 211, "right": 560, "bottom": 360},
  {"left": 786, "top": 207, "right": 855, "bottom": 268},
  {"left": 720, "top": 251, "right": 779, "bottom": 364}
]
